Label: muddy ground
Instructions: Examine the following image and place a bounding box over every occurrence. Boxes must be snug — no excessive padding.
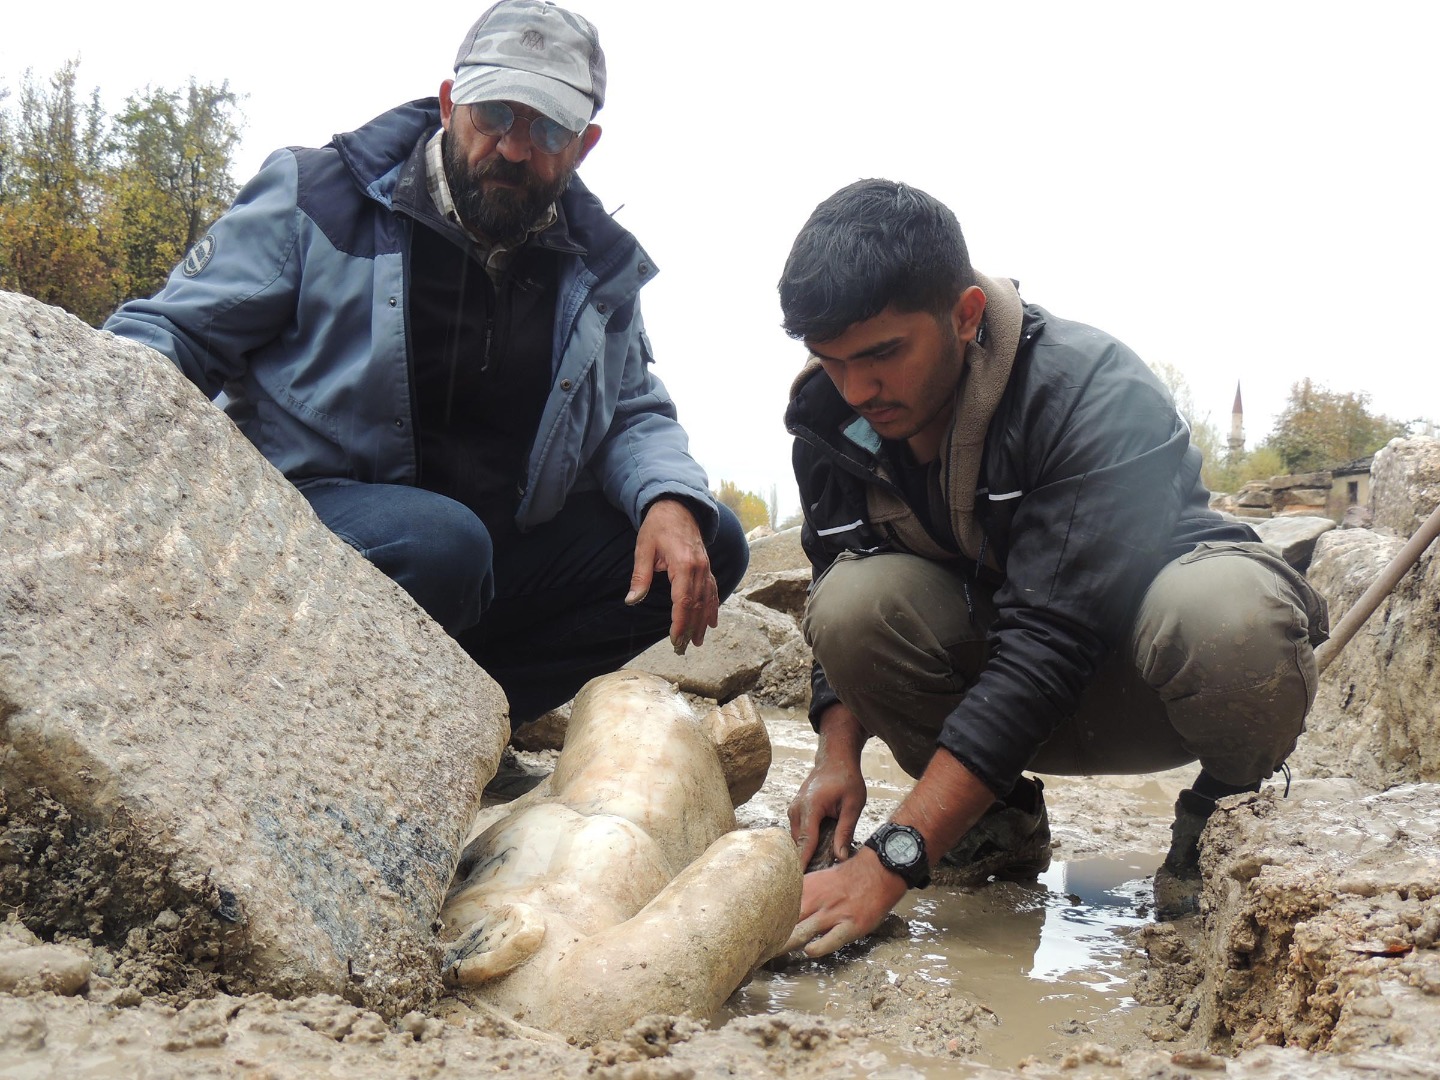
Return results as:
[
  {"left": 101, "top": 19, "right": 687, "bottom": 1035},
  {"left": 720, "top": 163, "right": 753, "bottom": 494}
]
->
[{"left": 0, "top": 707, "right": 1412, "bottom": 1079}]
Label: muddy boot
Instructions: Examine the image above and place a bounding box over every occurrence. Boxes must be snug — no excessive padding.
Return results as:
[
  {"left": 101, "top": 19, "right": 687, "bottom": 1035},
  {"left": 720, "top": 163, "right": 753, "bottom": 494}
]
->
[
  {"left": 935, "top": 775, "right": 1052, "bottom": 887},
  {"left": 1153, "top": 788, "right": 1215, "bottom": 920}
]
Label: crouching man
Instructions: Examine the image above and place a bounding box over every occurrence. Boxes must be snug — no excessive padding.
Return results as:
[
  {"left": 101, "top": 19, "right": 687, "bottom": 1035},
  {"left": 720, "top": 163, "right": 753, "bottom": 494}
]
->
[{"left": 780, "top": 180, "right": 1327, "bottom": 956}]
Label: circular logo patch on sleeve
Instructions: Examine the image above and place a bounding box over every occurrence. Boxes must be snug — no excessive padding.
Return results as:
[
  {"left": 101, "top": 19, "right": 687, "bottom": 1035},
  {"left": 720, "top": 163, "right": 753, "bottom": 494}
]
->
[{"left": 181, "top": 234, "right": 217, "bottom": 277}]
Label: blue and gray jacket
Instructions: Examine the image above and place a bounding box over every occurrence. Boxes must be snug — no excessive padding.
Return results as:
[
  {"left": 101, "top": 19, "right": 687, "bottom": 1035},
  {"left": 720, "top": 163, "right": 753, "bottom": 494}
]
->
[{"left": 104, "top": 99, "right": 718, "bottom": 537}]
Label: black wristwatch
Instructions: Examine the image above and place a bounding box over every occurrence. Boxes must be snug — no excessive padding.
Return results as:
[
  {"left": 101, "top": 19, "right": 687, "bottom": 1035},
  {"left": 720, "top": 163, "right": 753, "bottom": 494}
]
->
[{"left": 863, "top": 823, "right": 931, "bottom": 889}]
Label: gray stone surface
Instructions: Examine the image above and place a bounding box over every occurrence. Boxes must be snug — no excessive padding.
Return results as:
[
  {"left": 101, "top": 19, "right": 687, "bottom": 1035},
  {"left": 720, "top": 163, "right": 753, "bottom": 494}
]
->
[
  {"left": 737, "top": 567, "right": 811, "bottom": 621},
  {"left": 1297, "top": 530, "right": 1406, "bottom": 786},
  {"left": 627, "top": 596, "right": 786, "bottom": 701},
  {"left": 1271, "top": 487, "right": 1329, "bottom": 514},
  {"left": 1249, "top": 514, "right": 1335, "bottom": 570},
  {"left": 1269, "top": 471, "right": 1332, "bottom": 490},
  {"left": 1235, "top": 482, "right": 1273, "bottom": 510},
  {"left": 1187, "top": 782, "right": 1440, "bottom": 1060},
  {"left": 753, "top": 635, "right": 813, "bottom": 709},
  {"left": 1299, "top": 436, "right": 1440, "bottom": 787},
  {"left": 1371, "top": 436, "right": 1440, "bottom": 537},
  {"left": 739, "top": 526, "right": 806, "bottom": 587},
  {"left": 0, "top": 292, "right": 508, "bottom": 1016}
]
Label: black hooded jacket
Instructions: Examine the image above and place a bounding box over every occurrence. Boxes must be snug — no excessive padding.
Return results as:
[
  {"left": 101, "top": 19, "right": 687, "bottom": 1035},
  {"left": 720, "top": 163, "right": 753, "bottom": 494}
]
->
[{"left": 785, "top": 301, "right": 1255, "bottom": 796}]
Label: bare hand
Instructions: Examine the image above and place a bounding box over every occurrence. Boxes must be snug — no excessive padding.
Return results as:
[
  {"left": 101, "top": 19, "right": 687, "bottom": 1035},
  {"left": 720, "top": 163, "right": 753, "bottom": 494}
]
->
[
  {"left": 784, "top": 848, "right": 907, "bottom": 957},
  {"left": 789, "top": 703, "right": 869, "bottom": 868},
  {"left": 626, "top": 498, "right": 718, "bottom": 652},
  {"left": 788, "top": 755, "right": 867, "bottom": 871}
]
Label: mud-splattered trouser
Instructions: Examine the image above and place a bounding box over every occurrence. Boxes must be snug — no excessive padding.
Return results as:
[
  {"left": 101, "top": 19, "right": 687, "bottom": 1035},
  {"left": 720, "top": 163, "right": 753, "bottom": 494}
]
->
[{"left": 802, "top": 541, "right": 1328, "bottom": 792}]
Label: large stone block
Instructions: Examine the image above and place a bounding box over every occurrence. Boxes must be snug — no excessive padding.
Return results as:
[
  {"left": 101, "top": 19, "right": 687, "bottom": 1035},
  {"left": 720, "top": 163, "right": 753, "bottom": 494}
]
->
[
  {"left": 1189, "top": 782, "right": 1440, "bottom": 1061},
  {"left": 1249, "top": 514, "right": 1335, "bottom": 571},
  {"left": 1301, "top": 437, "right": 1440, "bottom": 786},
  {"left": 1299, "top": 530, "right": 1407, "bottom": 786},
  {"left": 0, "top": 292, "right": 507, "bottom": 1015},
  {"left": 1269, "top": 471, "right": 1332, "bottom": 490},
  {"left": 1371, "top": 436, "right": 1440, "bottom": 537},
  {"left": 737, "top": 567, "right": 811, "bottom": 621},
  {"left": 627, "top": 596, "right": 795, "bottom": 701}
]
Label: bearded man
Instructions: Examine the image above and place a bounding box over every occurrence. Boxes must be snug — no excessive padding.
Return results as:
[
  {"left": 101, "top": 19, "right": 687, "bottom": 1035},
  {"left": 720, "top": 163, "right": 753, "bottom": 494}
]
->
[{"left": 105, "top": 1, "right": 745, "bottom": 731}]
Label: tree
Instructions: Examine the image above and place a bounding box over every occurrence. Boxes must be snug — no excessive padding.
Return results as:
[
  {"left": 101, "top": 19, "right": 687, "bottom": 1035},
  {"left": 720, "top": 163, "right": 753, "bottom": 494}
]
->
[
  {"left": 1146, "top": 359, "right": 1239, "bottom": 493},
  {"left": 0, "top": 60, "right": 122, "bottom": 325},
  {"left": 0, "top": 84, "right": 12, "bottom": 203},
  {"left": 714, "top": 480, "right": 772, "bottom": 534},
  {"left": 0, "top": 61, "right": 242, "bottom": 326},
  {"left": 108, "top": 80, "right": 241, "bottom": 300},
  {"left": 1265, "top": 379, "right": 1407, "bottom": 474}
]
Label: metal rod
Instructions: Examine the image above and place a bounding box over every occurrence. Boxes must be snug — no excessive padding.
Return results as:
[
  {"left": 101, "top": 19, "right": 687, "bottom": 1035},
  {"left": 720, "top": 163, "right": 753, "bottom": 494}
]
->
[{"left": 1315, "top": 501, "right": 1440, "bottom": 675}]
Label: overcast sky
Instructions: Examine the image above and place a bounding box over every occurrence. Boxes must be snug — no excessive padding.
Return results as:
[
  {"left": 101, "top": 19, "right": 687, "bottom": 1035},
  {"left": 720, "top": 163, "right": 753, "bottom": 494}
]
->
[{"left": 6, "top": 2, "right": 1436, "bottom": 519}]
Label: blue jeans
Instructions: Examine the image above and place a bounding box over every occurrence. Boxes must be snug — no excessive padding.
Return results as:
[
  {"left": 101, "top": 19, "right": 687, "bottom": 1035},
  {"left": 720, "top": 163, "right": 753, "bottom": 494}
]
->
[{"left": 301, "top": 483, "right": 749, "bottom": 726}]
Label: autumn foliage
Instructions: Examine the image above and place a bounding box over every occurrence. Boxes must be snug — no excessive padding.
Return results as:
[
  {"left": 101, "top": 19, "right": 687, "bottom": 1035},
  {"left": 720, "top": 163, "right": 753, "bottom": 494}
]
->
[{"left": 0, "top": 61, "right": 241, "bottom": 326}]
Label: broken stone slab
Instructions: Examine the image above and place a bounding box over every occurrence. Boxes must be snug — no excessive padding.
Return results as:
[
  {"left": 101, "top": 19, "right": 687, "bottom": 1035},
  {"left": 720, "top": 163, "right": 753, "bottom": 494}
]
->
[
  {"left": 1271, "top": 488, "right": 1330, "bottom": 514},
  {"left": 1190, "top": 781, "right": 1440, "bottom": 1057},
  {"left": 1249, "top": 514, "right": 1335, "bottom": 570},
  {"left": 0, "top": 291, "right": 508, "bottom": 1016},
  {"left": 1341, "top": 505, "right": 1374, "bottom": 529},
  {"left": 1236, "top": 482, "right": 1274, "bottom": 509},
  {"left": 753, "top": 634, "right": 813, "bottom": 709},
  {"left": 1269, "top": 471, "right": 1332, "bottom": 491},
  {"left": 509, "top": 704, "right": 570, "bottom": 752},
  {"left": 626, "top": 596, "right": 795, "bottom": 701},
  {"left": 736, "top": 567, "right": 811, "bottom": 621}
]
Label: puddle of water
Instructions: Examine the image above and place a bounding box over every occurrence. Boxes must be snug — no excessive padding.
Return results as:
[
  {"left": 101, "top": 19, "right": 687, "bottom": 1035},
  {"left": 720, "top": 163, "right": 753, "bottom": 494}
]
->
[
  {"left": 723, "top": 850, "right": 1161, "bottom": 1072},
  {"left": 735, "top": 707, "right": 1171, "bottom": 1072}
]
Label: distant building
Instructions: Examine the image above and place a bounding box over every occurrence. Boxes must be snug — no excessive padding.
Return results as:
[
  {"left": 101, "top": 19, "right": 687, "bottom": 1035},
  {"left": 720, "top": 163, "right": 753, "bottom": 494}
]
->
[
  {"left": 1228, "top": 382, "right": 1244, "bottom": 459},
  {"left": 1328, "top": 457, "right": 1374, "bottom": 522}
]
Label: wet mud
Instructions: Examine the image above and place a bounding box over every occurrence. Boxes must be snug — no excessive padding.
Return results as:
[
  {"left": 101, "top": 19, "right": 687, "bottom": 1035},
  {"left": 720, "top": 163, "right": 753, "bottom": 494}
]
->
[
  {"left": 0, "top": 706, "right": 1419, "bottom": 1079},
  {"left": 727, "top": 709, "right": 1191, "bottom": 1072}
]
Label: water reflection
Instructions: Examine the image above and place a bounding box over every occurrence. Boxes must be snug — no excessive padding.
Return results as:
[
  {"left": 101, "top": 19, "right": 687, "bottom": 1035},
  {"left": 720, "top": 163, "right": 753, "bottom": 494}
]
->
[{"left": 1029, "top": 855, "right": 1152, "bottom": 990}]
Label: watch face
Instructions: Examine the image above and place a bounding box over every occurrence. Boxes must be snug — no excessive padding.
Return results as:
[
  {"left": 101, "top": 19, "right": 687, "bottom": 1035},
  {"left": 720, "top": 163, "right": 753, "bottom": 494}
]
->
[{"left": 883, "top": 829, "right": 921, "bottom": 865}]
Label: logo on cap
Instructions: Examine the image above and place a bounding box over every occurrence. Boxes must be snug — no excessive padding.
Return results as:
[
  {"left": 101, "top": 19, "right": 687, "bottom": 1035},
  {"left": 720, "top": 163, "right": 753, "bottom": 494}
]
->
[{"left": 521, "top": 29, "right": 544, "bottom": 50}]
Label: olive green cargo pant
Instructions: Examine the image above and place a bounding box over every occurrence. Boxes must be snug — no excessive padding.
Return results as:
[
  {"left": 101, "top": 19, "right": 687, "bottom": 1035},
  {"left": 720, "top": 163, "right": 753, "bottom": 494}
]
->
[{"left": 802, "top": 542, "right": 1327, "bottom": 789}]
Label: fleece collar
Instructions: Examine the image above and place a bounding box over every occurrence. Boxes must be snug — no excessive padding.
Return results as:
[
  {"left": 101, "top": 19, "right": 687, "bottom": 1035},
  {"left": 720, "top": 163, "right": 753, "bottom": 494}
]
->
[
  {"left": 869, "top": 271, "right": 1023, "bottom": 565},
  {"left": 787, "top": 272, "right": 1024, "bottom": 566}
]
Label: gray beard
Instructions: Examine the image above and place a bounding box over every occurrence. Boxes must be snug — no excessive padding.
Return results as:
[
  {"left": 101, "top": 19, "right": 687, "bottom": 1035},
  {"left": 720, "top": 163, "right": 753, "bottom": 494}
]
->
[{"left": 442, "top": 132, "right": 571, "bottom": 240}]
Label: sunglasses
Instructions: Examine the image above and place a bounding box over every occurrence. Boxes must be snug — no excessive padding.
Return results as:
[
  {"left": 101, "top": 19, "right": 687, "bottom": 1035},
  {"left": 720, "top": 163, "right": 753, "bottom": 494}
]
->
[{"left": 465, "top": 101, "right": 580, "bottom": 155}]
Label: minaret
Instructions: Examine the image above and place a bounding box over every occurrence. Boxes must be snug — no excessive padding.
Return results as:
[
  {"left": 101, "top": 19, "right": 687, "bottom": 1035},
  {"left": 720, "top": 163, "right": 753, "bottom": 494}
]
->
[{"left": 1228, "top": 382, "right": 1244, "bottom": 459}]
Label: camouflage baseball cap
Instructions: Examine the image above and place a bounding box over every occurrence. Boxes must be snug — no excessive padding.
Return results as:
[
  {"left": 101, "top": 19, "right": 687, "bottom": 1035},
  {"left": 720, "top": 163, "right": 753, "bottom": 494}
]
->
[{"left": 451, "top": 0, "right": 606, "bottom": 135}]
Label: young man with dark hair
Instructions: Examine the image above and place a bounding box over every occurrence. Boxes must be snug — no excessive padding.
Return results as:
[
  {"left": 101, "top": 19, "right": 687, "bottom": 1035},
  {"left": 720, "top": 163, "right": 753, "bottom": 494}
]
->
[
  {"left": 105, "top": 1, "right": 747, "bottom": 730},
  {"left": 781, "top": 179, "right": 1327, "bottom": 956}
]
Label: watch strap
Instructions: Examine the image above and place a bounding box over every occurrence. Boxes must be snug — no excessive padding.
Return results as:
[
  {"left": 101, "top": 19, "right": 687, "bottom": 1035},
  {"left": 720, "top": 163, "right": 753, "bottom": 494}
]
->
[{"left": 863, "top": 823, "right": 931, "bottom": 889}]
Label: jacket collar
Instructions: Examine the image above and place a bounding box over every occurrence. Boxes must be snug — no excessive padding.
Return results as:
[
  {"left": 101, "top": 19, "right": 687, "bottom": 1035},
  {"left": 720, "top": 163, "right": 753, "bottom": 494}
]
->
[
  {"left": 785, "top": 280, "right": 1039, "bottom": 566},
  {"left": 330, "top": 100, "right": 654, "bottom": 295},
  {"left": 330, "top": 98, "right": 441, "bottom": 208}
]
